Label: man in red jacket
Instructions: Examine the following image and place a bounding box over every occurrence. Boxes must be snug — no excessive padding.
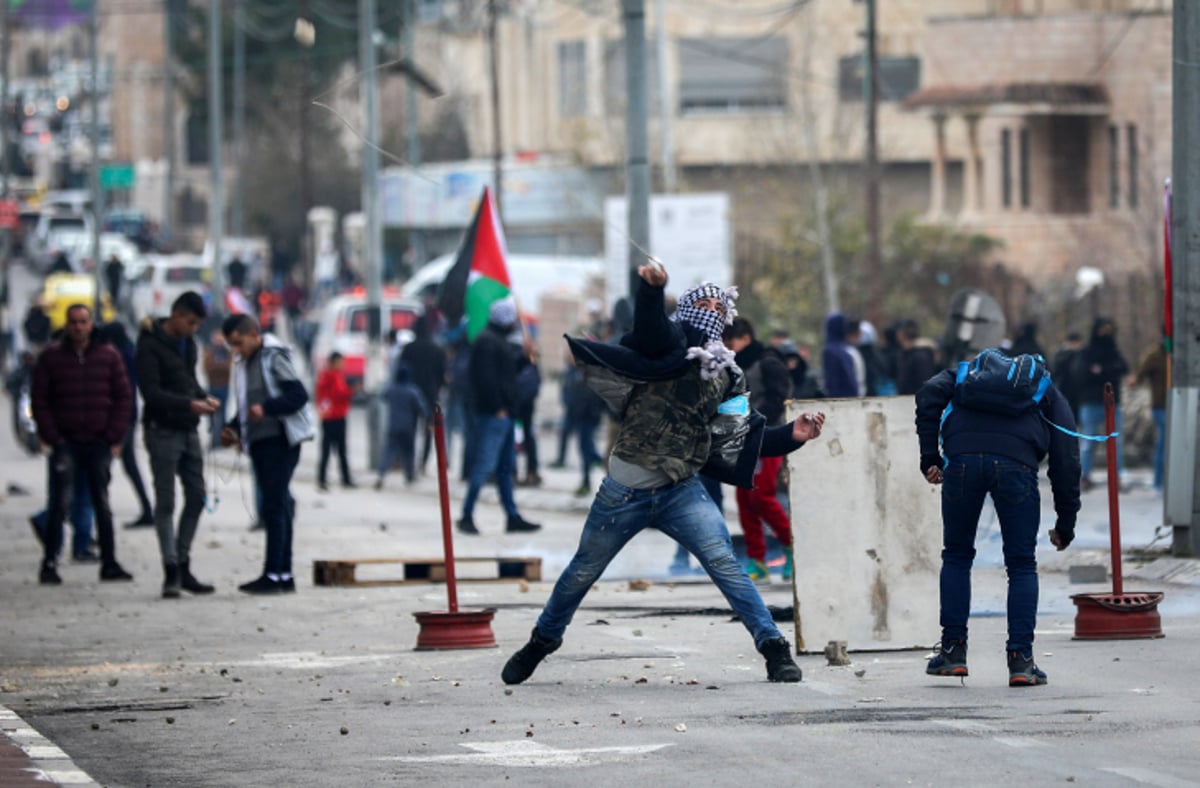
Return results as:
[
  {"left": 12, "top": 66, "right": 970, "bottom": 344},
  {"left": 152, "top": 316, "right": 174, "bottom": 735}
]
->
[
  {"left": 32, "top": 304, "right": 134, "bottom": 585},
  {"left": 316, "top": 352, "right": 356, "bottom": 490}
]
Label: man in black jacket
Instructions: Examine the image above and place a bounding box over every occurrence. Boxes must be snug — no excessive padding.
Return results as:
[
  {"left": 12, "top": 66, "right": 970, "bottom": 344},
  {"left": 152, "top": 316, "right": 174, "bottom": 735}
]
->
[
  {"left": 136, "top": 292, "right": 219, "bottom": 598},
  {"left": 915, "top": 355, "right": 1080, "bottom": 687},
  {"left": 456, "top": 297, "right": 540, "bottom": 535}
]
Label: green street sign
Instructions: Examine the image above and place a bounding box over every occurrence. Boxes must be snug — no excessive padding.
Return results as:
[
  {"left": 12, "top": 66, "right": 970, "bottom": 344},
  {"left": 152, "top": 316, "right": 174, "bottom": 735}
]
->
[{"left": 100, "top": 163, "right": 135, "bottom": 190}]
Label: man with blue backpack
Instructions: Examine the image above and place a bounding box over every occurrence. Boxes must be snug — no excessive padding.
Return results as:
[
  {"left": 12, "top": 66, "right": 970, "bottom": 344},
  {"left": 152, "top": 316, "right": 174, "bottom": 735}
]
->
[{"left": 915, "top": 348, "right": 1081, "bottom": 686}]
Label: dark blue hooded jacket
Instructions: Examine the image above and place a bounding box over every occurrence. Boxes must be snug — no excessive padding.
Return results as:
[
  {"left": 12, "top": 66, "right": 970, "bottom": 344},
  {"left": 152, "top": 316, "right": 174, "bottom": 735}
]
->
[{"left": 821, "top": 312, "right": 859, "bottom": 397}]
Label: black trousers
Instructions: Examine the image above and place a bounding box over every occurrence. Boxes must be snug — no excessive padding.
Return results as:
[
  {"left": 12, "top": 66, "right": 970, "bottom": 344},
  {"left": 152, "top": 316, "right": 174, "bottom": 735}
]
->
[
  {"left": 46, "top": 442, "right": 116, "bottom": 566},
  {"left": 318, "top": 418, "right": 351, "bottom": 485}
]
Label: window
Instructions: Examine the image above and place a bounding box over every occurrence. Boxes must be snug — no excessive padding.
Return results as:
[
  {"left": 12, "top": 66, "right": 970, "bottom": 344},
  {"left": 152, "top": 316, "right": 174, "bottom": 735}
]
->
[
  {"left": 558, "top": 40, "right": 587, "bottom": 118},
  {"left": 604, "top": 39, "right": 659, "bottom": 115},
  {"left": 1001, "top": 129, "right": 1013, "bottom": 209},
  {"left": 1127, "top": 123, "right": 1139, "bottom": 209},
  {"left": 1018, "top": 127, "right": 1031, "bottom": 209},
  {"left": 678, "top": 37, "right": 786, "bottom": 113},
  {"left": 1108, "top": 124, "right": 1120, "bottom": 209},
  {"left": 838, "top": 55, "right": 921, "bottom": 103}
]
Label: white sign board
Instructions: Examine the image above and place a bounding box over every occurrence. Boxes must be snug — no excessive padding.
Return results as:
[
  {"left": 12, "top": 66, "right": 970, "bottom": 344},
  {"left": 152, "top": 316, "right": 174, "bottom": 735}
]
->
[
  {"left": 604, "top": 193, "right": 731, "bottom": 308},
  {"left": 786, "top": 396, "right": 942, "bottom": 652}
]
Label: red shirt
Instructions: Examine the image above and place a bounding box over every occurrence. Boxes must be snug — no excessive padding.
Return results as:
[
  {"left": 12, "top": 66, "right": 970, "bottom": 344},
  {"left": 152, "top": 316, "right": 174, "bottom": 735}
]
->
[{"left": 316, "top": 368, "right": 352, "bottom": 421}]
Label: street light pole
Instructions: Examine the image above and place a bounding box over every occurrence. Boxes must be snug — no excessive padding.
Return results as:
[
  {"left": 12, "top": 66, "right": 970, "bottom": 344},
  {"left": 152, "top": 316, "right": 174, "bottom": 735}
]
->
[
  {"left": 359, "top": 0, "right": 382, "bottom": 346},
  {"left": 208, "top": 0, "right": 225, "bottom": 302},
  {"left": 90, "top": 4, "right": 103, "bottom": 315},
  {"left": 623, "top": 0, "right": 650, "bottom": 300}
]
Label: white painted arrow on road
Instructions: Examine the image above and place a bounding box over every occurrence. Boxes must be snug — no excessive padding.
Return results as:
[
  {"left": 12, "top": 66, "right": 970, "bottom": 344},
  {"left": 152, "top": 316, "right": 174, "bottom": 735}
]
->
[{"left": 378, "top": 739, "right": 674, "bottom": 767}]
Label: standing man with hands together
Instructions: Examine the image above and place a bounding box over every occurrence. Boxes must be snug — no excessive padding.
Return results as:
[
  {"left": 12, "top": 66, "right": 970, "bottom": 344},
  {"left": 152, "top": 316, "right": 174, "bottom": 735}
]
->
[
  {"left": 31, "top": 304, "right": 133, "bottom": 585},
  {"left": 136, "top": 291, "right": 220, "bottom": 598}
]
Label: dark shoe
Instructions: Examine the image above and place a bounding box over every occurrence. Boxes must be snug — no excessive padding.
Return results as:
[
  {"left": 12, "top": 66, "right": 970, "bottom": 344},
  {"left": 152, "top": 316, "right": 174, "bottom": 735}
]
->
[
  {"left": 248, "top": 521, "right": 264, "bottom": 532},
  {"left": 39, "top": 561, "right": 62, "bottom": 585},
  {"left": 100, "top": 562, "right": 134, "bottom": 582},
  {"left": 317, "top": 482, "right": 329, "bottom": 492},
  {"left": 163, "top": 564, "right": 182, "bottom": 599},
  {"left": 72, "top": 546, "right": 101, "bottom": 564},
  {"left": 506, "top": 514, "right": 541, "bottom": 533},
  {"left": 238, "top": 575, "right": 284, "bottom": 595},
  {"left": 516, "top": 473, "right": 543, "bottom": 488},
  {"left": 759, "top": 637, "right": 803, "bottom": 683},
  {"left": 501, "top": 628, "right": 563, "bottom": 685},
  {"left": 574, "top": 483, "right": 591, "bottom": 498},
  {"left": 927, "top": 639, "right": 969, "bottom": 677},
  {"left": 1080, "top": 476, "right": 1094, "bottom": 492},
  {"left": 457, "top": 516, "right": 480, "bottom": 535},
  {"left": 180, "top": 562, "right": 215, "bottom": 595},
  {"left": 124, "top": 514, "right": 155, "bottom": 529},
  {"left": 1008, "top": 650, "right": 1048, "bottom": 687},
  {"left": 281, "top": 577, "right": 296, "bottom": 593},
  {"left": 343, "top": 481, "right": 358, "bottom": 489},
  {"left": 548, "top": 461, "right": 566, "bottom": 469},
  {"left": 373, "top": 478, "right": 383, "bottom": 491}
]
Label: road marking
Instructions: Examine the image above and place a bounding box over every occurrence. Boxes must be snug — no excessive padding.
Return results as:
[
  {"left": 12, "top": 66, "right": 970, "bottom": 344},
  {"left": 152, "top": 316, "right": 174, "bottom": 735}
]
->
[
  {"left": 378, "top": 739, "right": 674, "bottom": 767},
  {"left": 0, "top": 703, "right": 101, "bottom": 787},
  {"left": 1100, "top": 767, "right": 1198, "bottom": 787},
  {"left": 225, "top": 651, "right": 405, "bottom": 670}
]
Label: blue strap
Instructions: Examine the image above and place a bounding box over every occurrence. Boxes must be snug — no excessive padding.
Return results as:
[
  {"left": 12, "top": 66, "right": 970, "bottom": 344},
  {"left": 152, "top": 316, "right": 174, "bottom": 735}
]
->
[{"left": 1040, "top": 412, "right": 1117, "bottom": 442}]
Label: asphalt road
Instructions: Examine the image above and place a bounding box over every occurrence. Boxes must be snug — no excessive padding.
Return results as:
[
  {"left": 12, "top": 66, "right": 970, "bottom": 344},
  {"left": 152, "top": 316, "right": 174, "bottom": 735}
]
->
[{"left": 1, "top": 342, "right": 1199, "bottom": 786}]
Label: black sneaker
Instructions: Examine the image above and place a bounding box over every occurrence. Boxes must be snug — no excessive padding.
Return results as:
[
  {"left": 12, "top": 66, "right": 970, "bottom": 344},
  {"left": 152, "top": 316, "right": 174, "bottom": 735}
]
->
[
  {"left": 281, "top": 577, "right": 296, "bottom": 593},
  {"left": 457, "top": 516, "right": 480, "bottom": 535},
  {"left": 1008, "top": 650, "right": 1048, "bottom": 687},
  {"left": 238, "top": 575, "right": 284, "bottom": 595},
  {"left": 100, "top": 562, "right": 134, "bottom": 582},
  {"left": 39, "top": 561, "right": 62, "bottom": 585},
  {"left": 180, "top": 562, "right": 215, "bottom": 595},
  {"left": 759, "top": 637, "right": 803, "bottom": 683},
  {"left": 927, "top": 639, "right": 968, "bottom": 677},
  {"left": 124, "top": 514, "right": 155, "bottom": 529},
  {"left": 501, "top": 628, "right": 563, "bottom": 685},
  {"left": 506, "top": 515, "right": 541, "bottom": 533}
]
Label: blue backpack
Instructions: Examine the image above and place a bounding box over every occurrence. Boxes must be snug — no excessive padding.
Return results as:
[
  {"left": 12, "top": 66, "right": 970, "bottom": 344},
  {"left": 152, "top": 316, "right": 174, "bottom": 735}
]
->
[{"left": 953, "top": 348, "right": 1052, "bottom": 416}]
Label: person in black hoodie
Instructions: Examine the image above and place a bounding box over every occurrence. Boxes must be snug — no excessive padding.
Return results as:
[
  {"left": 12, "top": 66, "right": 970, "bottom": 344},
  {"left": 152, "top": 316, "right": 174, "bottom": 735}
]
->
[
  {"left": 456, "top": 297, "right": 541, "bottom": 535},
  {"left": 101, "top": 322, "right": 154, "bottom": 529},
  {"left": 136, "top": 292, "right": 220, "bottom": 598},
  {"left": 1076, "top": 317, "right": 1129, "bottom": 490},
  {"left": 915, "top": 353, "right": 1080, "bottom": 687}
]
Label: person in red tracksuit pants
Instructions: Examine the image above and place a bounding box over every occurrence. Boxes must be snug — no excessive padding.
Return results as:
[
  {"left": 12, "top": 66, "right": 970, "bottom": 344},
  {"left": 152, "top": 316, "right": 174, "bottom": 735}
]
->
[
  {"left": 315, "top": 352, "right": 356, "bottom": 490},
  {"left": 724, "top": 317, "right": 795, "bottom": 583}
]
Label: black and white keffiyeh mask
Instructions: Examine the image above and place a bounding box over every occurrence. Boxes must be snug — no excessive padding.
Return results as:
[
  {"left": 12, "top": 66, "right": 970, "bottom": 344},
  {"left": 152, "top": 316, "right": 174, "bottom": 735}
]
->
[{"left": 671, "top": 282, "right": 739, "bottom": 380}]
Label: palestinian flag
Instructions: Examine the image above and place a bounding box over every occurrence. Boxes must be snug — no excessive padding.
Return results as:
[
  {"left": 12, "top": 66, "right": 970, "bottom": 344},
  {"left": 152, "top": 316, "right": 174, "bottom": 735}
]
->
[{"left": 437, "top": 186, "right": 513, "bottom": 341}]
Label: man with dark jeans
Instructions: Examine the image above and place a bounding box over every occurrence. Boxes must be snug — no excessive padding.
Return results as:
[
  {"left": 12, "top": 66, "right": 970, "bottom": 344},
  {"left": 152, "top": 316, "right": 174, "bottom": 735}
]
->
[
  {"left": 31, "top": 303, "right": 133, "bottom": 585},
  {"left": 221, "top": 314, "right": 312, "bottom": 594},
  {"left": 502, "top": 265, "right": 824, "bottom": 686},
  {"left": 457, "top": 297, "right": 540, "bottom": 536},
  {"left": 915, "top": 355, "right": 1080, "bottom": 686},
  {"left": 136, "top": 292, "right": 220, "bottom": 598}
]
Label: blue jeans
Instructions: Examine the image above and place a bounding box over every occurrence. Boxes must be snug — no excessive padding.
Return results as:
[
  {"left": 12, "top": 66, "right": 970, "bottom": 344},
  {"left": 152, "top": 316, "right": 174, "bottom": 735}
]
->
[
  {"left": 673, "top": 473, "right": 723, "bottom": 568},
  {"left": 461, "top": 415, "right": 518, "bottom": 519},
  {"left": 1152, "top": 408, "right": 1166, "bottom": 489},
  {"left": 537, "top": 476, "right": 783, "bottom": 649},
  {"left": 940, "top": 454, "right": 1040, "bottom": 655},
  {"left": 1078, "top": 402, "right": 1124, "bottom": 478}
]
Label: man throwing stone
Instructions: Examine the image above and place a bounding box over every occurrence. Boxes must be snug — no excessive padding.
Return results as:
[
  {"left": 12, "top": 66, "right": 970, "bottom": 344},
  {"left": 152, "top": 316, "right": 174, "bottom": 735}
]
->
[{"left": 502, "top": 262, "right": 825, "bottom": 685}]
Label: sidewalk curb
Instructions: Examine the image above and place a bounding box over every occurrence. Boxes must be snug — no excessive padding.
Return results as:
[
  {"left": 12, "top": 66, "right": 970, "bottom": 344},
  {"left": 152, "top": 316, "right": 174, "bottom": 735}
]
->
[{"left": 0, "top": 704, "right": 100, "bottom": 787}]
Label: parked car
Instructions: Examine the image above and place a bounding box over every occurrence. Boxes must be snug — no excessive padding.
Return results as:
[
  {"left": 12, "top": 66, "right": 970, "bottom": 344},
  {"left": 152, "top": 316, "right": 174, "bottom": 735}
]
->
[
  {"left": 30, "top": 209, "right": 93, "bottom": 271},
  {"left": 129, "top": 254, "right": 210, "bottom": 321},
  {"left": 39, "top": 272, "right": 116, "bottom": 331},
  {"left": 309, "top": 290, "right": 423, "bottom": 387}
]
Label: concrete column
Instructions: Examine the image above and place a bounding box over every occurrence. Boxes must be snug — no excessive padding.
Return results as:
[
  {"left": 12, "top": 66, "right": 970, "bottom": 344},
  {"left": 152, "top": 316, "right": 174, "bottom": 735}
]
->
[
  {"left": 929, "top": 113, "right": 947, "bottom": 218},
  {"left": 962, "top": 113, "right": 981, "bottom": 216}
]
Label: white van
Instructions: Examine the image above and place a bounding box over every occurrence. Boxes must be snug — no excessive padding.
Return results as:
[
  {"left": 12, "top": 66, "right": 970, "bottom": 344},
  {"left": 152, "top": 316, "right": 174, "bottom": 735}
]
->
[
  {"left": 309, "top": 291, "right": 424, "bottom": 386},
  {"left": 130, "top": 254, "right": 210, "bottom": 321}
]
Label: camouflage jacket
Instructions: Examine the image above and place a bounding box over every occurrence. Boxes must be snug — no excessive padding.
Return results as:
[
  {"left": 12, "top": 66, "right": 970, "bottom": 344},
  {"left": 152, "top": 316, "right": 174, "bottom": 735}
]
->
[{"left": 563, "top": 280, "right": 770, "bottom": 488}]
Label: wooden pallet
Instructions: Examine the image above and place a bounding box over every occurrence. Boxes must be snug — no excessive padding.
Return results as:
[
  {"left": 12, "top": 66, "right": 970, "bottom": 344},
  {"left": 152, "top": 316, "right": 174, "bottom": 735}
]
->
[{"left": 312, "top": 556, "right": 542, "bottom": 587}]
